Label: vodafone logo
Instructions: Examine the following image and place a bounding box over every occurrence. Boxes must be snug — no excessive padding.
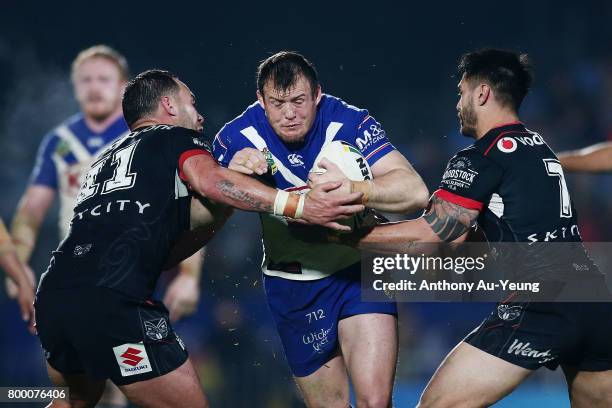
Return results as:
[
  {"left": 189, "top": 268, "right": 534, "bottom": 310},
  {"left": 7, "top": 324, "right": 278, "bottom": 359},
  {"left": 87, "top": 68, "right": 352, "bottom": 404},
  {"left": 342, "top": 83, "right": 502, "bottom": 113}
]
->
[
  {"left": 121, "top": 347, "right": 144, "bottom": 366},
  {"left": 497, "top": 137, "right": 517, "bottom": 153}
]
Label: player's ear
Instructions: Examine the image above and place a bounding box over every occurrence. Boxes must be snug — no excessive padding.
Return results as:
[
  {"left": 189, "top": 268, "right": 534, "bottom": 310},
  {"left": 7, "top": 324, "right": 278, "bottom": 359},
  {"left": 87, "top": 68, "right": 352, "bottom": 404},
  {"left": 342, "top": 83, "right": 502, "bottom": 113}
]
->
[
  {"left": 314, "top": 85, "right": 322, "bottom": 105},
  {"left": 476, "top": 83, "right": 491, "bottom": 106},
  {"left": 256, "top": 90, "right": 265, "bottom": 107},
  {"left": 160, "top": 95, "right": 178, "bottom": 117}
]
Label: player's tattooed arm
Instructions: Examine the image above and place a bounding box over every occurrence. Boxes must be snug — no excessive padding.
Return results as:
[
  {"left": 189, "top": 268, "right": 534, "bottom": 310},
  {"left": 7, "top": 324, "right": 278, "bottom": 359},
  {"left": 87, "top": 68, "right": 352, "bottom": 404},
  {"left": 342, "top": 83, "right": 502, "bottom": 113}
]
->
[
  {"left": 182, "top": 154, "right": 365, "bottom": 230},
  {"left": 214, "top": 179, "right": 272, "bottom": 212},
  {"left": 339, "top": 196, "right": 479, "bottom": 254},
  {"left": 423, "top": 195, "right": 479, "bottom": 241}
]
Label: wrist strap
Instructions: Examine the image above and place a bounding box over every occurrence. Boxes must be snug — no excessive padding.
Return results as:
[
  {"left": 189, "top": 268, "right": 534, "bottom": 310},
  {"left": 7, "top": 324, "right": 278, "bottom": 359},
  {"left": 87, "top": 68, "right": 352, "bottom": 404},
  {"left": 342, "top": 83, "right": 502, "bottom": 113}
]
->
[{"left": 350, "top": 180, "right": 373, "bottom": 204}]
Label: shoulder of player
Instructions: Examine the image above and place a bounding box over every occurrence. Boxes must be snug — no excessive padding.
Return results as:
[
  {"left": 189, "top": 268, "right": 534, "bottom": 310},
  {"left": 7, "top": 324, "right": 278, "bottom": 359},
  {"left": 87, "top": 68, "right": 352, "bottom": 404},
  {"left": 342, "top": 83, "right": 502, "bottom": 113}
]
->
[
  {"left": 449, "top": 145, "right": 500, "bottom": 169},
  {"left": 320, "top": 94, "right": 369, "bottom": 123},
  {"left": 42, "top": 113, "right": 83, "bottom": 144},
  {"left": 216, "top": 100, "right": 264, "bottom": 139}
]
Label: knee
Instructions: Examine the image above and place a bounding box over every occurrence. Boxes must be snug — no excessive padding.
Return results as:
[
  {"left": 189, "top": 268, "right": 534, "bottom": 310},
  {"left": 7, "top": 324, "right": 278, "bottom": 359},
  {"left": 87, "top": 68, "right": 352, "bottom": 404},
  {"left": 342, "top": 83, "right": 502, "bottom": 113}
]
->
[
  {"left": 417, "top": 392, "right": 486, "bottom": 408},
  {"left": 355, "top": 390, "right": 392, "bottom": 408},
  {"left": 571, "top": 387, "right": 612, "bottom": 407}
]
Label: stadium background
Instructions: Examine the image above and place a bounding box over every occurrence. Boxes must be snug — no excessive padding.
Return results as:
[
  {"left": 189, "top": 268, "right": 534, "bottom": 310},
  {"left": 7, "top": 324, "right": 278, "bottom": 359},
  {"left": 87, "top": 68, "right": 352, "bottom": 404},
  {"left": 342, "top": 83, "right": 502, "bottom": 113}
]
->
[{"left": 0, "top": 1, "right": 610, "bottom": 406}]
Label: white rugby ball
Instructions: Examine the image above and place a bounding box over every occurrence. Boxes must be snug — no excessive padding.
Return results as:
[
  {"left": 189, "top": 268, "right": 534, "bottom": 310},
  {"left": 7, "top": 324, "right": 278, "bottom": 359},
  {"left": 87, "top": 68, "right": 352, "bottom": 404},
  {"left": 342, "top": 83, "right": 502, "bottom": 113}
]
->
[
  {"left": 310, "top": 141, "right": 372, "bottom": 181},
  {"left": 309, "top": 141, "right": 372, "bottom": 231}
]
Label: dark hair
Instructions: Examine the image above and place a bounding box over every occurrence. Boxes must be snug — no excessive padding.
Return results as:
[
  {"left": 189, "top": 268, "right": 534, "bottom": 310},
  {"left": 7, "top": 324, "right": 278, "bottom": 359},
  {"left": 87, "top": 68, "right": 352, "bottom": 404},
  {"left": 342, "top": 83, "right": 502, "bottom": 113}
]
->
[
  {"left": 457, "top": 48, "right": 533, "bottom": 111},
  {"left": 122, "top": 69, "right": 180, "bottom": 127},
  {"left": 256, "top": 51, "right": 319, "bottom": 96}
]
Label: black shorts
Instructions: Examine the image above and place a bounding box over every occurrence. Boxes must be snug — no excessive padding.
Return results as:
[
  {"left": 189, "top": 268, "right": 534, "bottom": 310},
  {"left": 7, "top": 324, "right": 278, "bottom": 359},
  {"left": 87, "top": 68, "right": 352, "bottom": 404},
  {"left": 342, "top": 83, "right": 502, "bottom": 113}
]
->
[
  {"left": 34, "top": 287, "right": 188, "bottom": 385},
  {"left": 465, "top": 302, "right": 612, "bottom": 371}
]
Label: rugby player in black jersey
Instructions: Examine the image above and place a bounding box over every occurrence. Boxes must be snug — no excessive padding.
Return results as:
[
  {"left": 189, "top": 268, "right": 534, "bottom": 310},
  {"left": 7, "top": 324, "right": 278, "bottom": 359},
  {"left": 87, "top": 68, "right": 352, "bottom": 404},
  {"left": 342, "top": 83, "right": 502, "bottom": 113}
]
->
[
  {"left": 337, "top": 49, "right": 612, "bottom": 407},
  {"left": 34, "top": 70, "right": 365, "bottom": 408}
]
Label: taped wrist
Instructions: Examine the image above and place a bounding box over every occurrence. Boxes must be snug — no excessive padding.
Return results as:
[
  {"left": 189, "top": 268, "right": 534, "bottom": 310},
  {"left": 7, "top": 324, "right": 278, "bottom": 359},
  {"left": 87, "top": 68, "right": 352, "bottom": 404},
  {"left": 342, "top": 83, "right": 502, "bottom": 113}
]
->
[{"left": 274, "top": 191, "right": 305, "bottom": 219}]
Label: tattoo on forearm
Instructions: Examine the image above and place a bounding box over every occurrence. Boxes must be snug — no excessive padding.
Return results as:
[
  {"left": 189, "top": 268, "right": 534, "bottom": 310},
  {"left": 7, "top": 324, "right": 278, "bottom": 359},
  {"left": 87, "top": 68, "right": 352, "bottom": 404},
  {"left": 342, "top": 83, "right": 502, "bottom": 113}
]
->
[
  {"left": 215, "top": 180, "right": 272, "bottom": 212},
  {"left": 423, "top": 196, "right": 478, "bottom": 241}
]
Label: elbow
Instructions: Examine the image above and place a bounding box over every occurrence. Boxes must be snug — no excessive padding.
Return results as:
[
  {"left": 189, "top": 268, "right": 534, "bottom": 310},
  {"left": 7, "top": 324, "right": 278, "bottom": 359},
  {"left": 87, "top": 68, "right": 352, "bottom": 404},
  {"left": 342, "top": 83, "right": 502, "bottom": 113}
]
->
[
  {"left": 192, "top": 167, "right": 224, "bottom": 201},
  {"left": 413, "top": 182, "right": 430, "bottom": 209}
]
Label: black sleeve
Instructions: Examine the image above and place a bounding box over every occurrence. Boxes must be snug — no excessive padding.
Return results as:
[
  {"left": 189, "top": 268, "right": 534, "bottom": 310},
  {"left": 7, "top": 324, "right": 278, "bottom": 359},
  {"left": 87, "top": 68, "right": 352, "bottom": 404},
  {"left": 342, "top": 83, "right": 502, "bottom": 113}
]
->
[
  {"left": 163, "top": 127, "right": 213, "bottom": 181},
  {"left": 433, "top": 148, "right": 503, "bottom": 210}
]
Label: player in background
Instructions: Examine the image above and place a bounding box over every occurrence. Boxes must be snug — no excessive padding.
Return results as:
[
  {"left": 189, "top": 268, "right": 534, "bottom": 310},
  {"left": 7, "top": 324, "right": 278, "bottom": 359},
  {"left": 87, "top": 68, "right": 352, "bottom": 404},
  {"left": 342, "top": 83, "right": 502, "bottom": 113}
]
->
[
  {"left": 0, "top": 218, "right": 35, "bottom": 333},
  {"left": 8, "top": 45, "right": 203, "bottom": 325},
  {"left": 36, "top": 69, "right": 364, "bottom": 408},
  {"left": 558, "top": 142, "right": 612, "bottom": 172},
  {"left": 213, "top": 51, "right": 429, "bottom": 408},
  {"left": 336, "top": 49, "right": 612, "bottom": 407},
  {"left": 5, "top": 45, "right": 201, "bottom": 408}
]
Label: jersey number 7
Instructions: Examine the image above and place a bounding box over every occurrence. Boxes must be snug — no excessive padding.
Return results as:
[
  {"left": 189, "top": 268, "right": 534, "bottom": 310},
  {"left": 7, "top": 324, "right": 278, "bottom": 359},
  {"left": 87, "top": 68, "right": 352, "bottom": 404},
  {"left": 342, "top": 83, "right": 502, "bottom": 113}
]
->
[
  {"left": 544, "top": 158, "right": 572, "bottom": 218},
  {"left": 76, "top": 140, "right": 140, "bottom": 205}
]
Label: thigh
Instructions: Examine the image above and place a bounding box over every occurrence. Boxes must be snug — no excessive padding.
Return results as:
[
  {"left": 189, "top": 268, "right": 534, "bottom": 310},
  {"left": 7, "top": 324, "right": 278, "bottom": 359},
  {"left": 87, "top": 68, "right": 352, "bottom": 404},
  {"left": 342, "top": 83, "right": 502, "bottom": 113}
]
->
[
  {"left": 119, "top": 359, "right": 208, "bottom": 408},
  {"left": 338, "top": 313, "right": 397, "bottom": 407},
  {"left": 264, "top": 274, "right": 344, "bottom": 377},
  {"left": 46, "top": 361, "right": 105, "bottom": 408},
  {"left": 71, "top": 289, "right": 189, "bottom": 386},
  {"left": 563, "top": 366, "right": 612, "bottom": 408},
  {"left": 97, "top": 380, "right": 128, "bottom": 407},
  {"left": 294, "top": 353, "right": 350, "bottom": 408},
  {"left": 418, "top": 342, "right": 532, "bottom": 408}
]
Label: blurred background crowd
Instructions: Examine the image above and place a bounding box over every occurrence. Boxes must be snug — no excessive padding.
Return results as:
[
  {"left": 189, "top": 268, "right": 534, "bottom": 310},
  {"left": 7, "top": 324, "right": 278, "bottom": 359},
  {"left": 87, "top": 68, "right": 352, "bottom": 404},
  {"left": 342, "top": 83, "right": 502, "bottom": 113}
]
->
[{"left": 1, "top": 0, "right": 610, "bottom": 406}]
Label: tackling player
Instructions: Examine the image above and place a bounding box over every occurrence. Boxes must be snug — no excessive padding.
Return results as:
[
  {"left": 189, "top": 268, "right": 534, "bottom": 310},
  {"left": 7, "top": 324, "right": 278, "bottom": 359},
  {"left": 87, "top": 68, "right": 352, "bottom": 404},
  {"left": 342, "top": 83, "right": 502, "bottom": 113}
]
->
[
  {"left": 212, "top": 51, "right": 429, "bottom": 408},
  {"left": 558, "top": 142, "right": 612, "bottom": 172},
  {"left": 338, "top": 49, "right": 612, "bottom": 407},
  {"left": 36, "top": 69, "right": 364, "bottom": 408},
  {"left": 8, "top": 45, "right": 202, "bottom": 326},
  {"left": 7, "top": 46, "right": 204, "bottom": 408}
]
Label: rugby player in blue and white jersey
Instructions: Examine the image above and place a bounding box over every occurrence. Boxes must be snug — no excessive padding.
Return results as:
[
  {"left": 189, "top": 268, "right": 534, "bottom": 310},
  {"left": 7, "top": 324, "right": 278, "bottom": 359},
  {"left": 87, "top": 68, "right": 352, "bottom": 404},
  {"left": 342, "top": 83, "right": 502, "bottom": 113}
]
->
[{"left": 213, "top": 51, "right": 429, "bottom": 408}]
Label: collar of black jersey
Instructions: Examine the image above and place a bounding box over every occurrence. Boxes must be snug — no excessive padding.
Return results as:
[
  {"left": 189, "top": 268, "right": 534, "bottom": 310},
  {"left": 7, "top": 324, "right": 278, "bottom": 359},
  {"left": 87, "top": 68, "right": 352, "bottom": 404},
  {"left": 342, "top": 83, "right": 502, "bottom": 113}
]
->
[{"left": 476, "top": 121, "right": 526, "bottom": 145}]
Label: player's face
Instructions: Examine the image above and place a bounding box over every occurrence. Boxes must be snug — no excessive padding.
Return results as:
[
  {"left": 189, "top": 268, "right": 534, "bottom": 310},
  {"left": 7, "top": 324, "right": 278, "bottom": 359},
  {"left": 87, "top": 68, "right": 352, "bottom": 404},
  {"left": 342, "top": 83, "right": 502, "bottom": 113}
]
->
[
  {"left": 456, "top": 76, "right": 478, "bottom": 138},
  {"left": 174, "top": 81, "right": 204, "bottom": 133},
  {"left": 73, "top": 57, "right": 125, "bottom": 121},
  {"left": 258, "top": 76, "right": 322, "bottom": 144}
]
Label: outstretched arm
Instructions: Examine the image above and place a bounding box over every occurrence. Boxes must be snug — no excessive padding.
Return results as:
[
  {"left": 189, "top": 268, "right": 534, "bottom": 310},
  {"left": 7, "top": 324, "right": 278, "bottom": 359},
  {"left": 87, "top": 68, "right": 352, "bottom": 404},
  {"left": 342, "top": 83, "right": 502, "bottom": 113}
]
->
[
  {"left": 558, "top": 142, "right": 612, "bottom": 173},
  {"left": 344, "top": 195, "right": 480, "bottom": 254},
  {"left": 182, "top": 153, "right": 365, "bottom": 231}
]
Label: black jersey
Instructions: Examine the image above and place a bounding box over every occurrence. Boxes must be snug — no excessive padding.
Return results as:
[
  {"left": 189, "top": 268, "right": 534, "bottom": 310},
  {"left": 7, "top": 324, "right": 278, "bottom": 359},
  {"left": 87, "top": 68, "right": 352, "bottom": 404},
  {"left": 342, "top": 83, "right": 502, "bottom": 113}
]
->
[
  {"left": 435, "top": 122, "right": 598, "bottom": 281},
  {"left": 38, "top": 125, "right": 211, "bottom": 300}
]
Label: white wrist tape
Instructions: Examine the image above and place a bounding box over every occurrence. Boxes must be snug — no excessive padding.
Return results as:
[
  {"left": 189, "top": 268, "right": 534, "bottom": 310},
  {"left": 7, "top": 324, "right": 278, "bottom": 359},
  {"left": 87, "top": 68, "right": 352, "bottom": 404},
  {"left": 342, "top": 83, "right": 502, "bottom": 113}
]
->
[{"left": 273, "top": 190, "right": 290, "bottom": 216}]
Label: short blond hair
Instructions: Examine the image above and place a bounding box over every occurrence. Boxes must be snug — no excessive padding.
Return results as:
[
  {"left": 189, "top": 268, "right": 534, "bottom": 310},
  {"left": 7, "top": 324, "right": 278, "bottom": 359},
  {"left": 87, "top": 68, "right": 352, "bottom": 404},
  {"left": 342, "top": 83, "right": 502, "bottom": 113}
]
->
[{"left": 71, "top": 45, "right": 129, "bottom": 81}]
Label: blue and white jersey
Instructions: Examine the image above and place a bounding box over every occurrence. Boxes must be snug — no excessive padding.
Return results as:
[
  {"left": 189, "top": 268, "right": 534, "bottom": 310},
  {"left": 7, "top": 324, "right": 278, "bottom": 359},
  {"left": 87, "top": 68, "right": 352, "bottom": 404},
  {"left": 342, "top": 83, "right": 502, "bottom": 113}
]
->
[
  {"left": 213, "top": 94, "right": 396, "bottom": 280},
  {"left": 29, "top": 113, "right": 130, "bottom": 237}
]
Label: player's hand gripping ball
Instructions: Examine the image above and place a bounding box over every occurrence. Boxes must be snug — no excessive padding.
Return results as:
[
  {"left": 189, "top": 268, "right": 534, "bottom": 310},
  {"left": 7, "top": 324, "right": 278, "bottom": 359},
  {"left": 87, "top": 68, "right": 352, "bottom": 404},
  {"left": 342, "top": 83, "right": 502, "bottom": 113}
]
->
[{"left": 308, "top": 141, "right": 372, "bottom": 231}]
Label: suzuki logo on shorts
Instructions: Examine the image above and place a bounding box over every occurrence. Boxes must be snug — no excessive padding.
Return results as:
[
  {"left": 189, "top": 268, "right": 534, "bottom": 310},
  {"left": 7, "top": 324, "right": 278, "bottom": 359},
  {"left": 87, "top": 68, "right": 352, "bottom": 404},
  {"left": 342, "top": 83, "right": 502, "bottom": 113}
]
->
[
  {"left": 497, "top": 137, "right": 517, "bottom": 153},
  {"left": 113, "top": 342, "right": 153, "bottom": 377},
  {"left": 121, "top": 347, "right": 144, "bottom": 366},
  {"left": 507, "top": 339, "right": 556, "bottom": 363},
  {"left": 287, "top": 153, "right": 304, "bottom": 166}
]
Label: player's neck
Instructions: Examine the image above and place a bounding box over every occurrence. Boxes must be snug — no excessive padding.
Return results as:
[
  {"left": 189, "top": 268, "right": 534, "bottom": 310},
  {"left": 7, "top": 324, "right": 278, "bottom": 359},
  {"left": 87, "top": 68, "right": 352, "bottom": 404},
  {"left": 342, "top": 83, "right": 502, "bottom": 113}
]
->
[
  {"left": 83, "top": 108, "right": 123, "bottom": 134},
  {"left": 475, "top": 111, "right": 521, "bottom": 140}
]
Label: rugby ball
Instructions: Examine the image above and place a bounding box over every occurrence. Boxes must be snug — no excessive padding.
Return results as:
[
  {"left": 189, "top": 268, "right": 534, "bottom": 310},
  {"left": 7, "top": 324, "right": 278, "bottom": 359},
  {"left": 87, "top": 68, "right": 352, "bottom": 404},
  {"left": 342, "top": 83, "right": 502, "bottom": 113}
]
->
[
  {"left": 310, "top": 141, "right": 372, "bottom": 181},
  {"left": 309, "top": 141, "right": 372, "bottom": 230}
]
